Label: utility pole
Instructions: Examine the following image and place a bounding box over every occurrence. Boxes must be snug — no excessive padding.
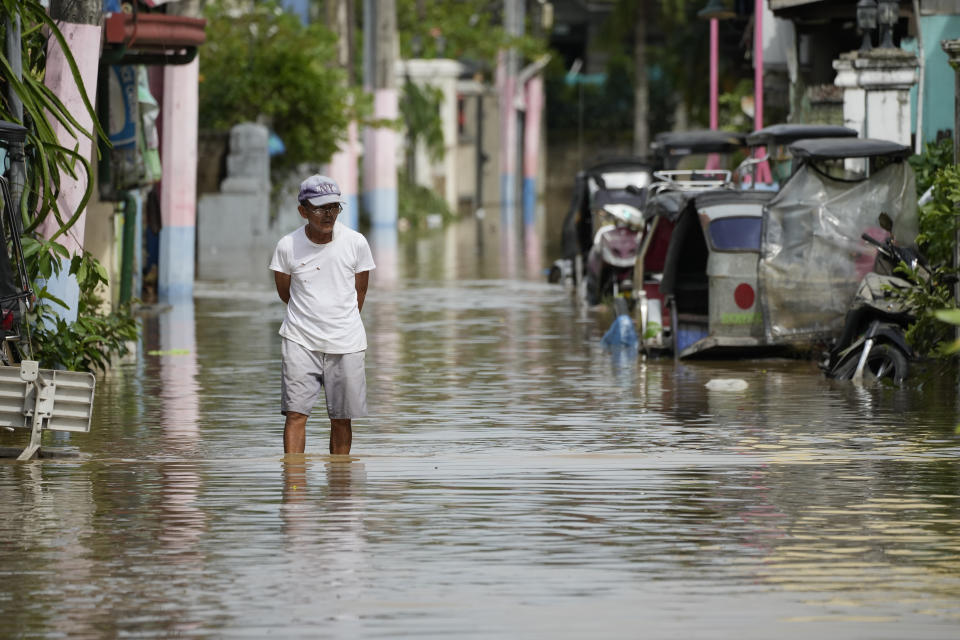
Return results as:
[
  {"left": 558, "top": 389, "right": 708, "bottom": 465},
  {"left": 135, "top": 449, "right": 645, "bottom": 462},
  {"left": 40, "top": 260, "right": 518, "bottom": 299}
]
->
[
  {"left": 362, "top": 0, "right": 398, "bottom": 229},
  {"left": 499, "top": 0, "right": 524, "bottom": 226},
  {"left": 633, "top": 0, "right": 649, "bottom": 156},
  {"left": 328, "top": 0, "right": 360, "bottom": 228}
]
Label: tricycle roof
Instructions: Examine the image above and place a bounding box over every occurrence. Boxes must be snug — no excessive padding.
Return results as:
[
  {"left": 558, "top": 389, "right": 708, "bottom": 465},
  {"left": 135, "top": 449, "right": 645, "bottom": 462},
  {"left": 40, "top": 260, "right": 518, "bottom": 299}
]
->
[
  {"left": 745, "top": 124, "right": 857, "bottom": 147},
  {"left": 651, "top": 129, "right": 746, "bottom": 155},
  {"left": 788, "top": 137, "right": 912, "bottom": 160}
]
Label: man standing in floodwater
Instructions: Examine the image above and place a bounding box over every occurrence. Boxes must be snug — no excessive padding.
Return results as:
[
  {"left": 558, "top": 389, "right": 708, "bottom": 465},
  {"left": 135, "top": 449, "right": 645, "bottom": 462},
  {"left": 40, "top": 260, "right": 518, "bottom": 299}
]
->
[{"left": 269, "top": 175, "right": 376, "bottom": 454}]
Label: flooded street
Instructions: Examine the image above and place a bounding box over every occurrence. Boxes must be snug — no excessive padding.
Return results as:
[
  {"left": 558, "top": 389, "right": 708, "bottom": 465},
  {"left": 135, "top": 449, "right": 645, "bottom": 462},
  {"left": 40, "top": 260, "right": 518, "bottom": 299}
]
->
[{"left": 2, "top": 218, "right": 960, "bottom": 638}]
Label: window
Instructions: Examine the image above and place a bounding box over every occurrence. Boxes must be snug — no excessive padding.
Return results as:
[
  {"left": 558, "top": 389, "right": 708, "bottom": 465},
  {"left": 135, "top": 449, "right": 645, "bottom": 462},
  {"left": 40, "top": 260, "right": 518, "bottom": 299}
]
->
[{"left": 709, "top": 217, "right": 762, "bottom": 251}]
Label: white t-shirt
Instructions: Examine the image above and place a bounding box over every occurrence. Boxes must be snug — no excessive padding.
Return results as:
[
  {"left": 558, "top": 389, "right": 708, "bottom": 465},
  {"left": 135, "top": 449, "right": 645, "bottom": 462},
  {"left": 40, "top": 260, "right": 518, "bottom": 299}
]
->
[{"left": 269, "top": 222, "right": 376, "bottom": 353}]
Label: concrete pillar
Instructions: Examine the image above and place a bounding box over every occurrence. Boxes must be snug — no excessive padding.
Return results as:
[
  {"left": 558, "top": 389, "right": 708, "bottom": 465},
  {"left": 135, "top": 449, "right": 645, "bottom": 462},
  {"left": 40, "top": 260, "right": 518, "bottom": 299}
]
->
[
  {"left": 522, "top": 75, "right": 544, "bottom": 228},
  {"left": 159, "top": 59, "right": 199, "bottom": 304},
  {"left": 329, "top": 122, "right": 360, "bottom": 229},
  {"left": 833, "top": 48, "right": 919, "bottom": 145},
  {"left": 196, "top": 123, "right": 271, "bottom": 283},
  {"left": 40, "top": 8, "right": 102, "bottom": 322}
]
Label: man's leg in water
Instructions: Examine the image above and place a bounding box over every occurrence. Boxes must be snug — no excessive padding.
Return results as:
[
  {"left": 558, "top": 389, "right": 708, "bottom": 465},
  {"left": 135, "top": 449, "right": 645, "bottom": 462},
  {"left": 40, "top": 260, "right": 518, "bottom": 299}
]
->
[
  {"left": 284, "top": 412, "right": 308, "bottom": 454},
  {"left": 330, "top": 418, "right": 351, "bottom": 454}
]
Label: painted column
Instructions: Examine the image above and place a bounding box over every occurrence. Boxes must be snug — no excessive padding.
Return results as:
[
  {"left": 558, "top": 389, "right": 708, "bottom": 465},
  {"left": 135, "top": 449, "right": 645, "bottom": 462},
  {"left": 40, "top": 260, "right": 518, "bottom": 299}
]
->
[
  {"left": 709, "top": 19, "right": 719, "bottom": 130},
  {"left": 752, "top": 0, "right": 772, "bottom": 185},
  {"left": 328, "top": 121, "right": 359, "bottom": 229},
  {"left": 364, "top": 92, "right": 398, "bottom": 228},
  {"left": 159, "top": 58, "right": 199, "bottom": 304},
  {"left": 40, "top": 20, "right": 102, "bottom": 322},
  {"left": 497, "top": 52, "right": 517, "bottom": 225},
  {"left": 522, "top": 75, "right": 543, "bottom": 228}
]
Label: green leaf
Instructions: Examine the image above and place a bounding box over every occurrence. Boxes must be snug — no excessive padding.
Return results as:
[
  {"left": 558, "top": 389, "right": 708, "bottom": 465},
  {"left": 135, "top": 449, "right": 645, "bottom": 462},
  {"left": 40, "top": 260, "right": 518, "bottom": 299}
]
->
[{"left": 934, "top": 309, "right": 960, "bottom": 325}]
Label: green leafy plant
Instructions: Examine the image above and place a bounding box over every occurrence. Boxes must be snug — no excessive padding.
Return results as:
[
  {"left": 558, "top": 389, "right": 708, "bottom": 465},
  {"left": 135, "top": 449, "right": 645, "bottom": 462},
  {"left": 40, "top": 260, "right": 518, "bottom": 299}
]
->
[
  {"left": 1, "top": 0, "right": 106, "bottom": 238},
  {"left": 934, "top": 309, "right": 960, "bottom": 355},
  {"left": 887, "top": 261, "right": 958, "bottom": 358},
  {"left": 2, "top": 1, "right": 138, "bottom": 372},
  {"left": 401, "top": 79, "right": 445, "bottom": 162},
  {"left": 397, "top": 179, "right": 454, "bottom": 230},
  {"left": 916, "top": 163, "right": 960, "bottom": 267},
  {"left": 28, "top": 252, "right": 139, "bottom": 372},
  {"left": 909, "top": 136, "right": 953, "bottom": 197},
  {"left": 199, "top": 0, "right": 364, "bottom": 173},
  {"left": 642, "top": 321, "right": 661, "bottom": 342},
  {"left": 396, "top": 0, "right": 545, "bottom": 70}
]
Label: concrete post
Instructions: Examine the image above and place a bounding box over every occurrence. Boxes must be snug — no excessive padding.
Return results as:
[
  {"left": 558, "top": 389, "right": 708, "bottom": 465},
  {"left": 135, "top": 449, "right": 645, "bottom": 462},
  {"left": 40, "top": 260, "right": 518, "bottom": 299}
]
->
[
  {"left": 499, "top": 0, "right": 524, "bottom": 227},
  {"left": 40, "top": 1, "right": 102, "bottom": 322},
  {"left": 833, "top": 48, "right": 919, "bottom": 145},
  {"left": 157, "top": 59, "right": 199, "bottom": 304}
]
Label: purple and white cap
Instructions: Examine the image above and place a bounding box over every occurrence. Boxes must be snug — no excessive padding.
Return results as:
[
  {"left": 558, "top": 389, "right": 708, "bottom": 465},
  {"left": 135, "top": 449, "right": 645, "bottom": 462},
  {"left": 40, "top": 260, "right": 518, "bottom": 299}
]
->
[{"left": 298, "top": 174, "right": 346, "bottom": 207}]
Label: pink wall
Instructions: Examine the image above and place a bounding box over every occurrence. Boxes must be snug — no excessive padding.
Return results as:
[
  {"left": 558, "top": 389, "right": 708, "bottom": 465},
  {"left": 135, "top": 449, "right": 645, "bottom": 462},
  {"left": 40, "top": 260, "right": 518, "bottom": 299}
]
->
[{"left": 40, "top": 22, "right": 102, "bottom": 253}]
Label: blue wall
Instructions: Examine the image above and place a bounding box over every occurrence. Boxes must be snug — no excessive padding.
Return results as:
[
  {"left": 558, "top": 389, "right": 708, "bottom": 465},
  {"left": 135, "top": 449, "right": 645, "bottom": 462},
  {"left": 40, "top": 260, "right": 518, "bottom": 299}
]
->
[{"left": 910, "top": 16, "right": 960, "bottom": 145}]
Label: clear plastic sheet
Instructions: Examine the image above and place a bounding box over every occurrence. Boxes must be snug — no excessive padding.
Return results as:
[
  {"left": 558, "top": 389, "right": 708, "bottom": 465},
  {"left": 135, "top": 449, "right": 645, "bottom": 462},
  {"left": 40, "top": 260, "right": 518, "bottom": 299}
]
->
[{"left": 759, "top": 161, "right": 918, "bottom": 342}]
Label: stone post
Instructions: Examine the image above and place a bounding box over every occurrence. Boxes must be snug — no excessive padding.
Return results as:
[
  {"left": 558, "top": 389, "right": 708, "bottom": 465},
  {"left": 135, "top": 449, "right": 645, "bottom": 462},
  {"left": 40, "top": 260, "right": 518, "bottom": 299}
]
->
[
  {"left": 196, "top": 123, "right": 270, "bottom": 283},
  {"left": 833, "top": 48, "right": 919, "bottom": 145}
]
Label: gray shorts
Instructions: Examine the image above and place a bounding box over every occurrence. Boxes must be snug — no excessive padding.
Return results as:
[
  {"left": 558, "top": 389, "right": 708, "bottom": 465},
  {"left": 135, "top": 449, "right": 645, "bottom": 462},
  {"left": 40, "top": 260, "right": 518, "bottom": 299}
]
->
[{"left": 281, "top": 339, "right": 368, "bottom": 418}]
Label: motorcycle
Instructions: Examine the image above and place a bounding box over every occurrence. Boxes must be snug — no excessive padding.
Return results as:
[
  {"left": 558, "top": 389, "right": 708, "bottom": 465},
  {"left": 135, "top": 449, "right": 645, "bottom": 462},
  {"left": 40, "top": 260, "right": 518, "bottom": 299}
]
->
[
  {"left": 584, "top": 202, "right": 645, "bottom": 306},
  {"left": 821, "top": 213, "right": 929, "bottom": 385}
]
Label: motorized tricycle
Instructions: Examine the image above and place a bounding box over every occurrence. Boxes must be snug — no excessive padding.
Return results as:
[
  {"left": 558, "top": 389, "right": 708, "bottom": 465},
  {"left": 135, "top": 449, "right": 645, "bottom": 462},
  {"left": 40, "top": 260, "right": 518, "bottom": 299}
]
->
[
  {"left": 637, "top": 136, "right": 919, "bottom": 359},
  {"left": 551, "top": 131, "right": 747, "bottom": 309},
  {"left": 550, "top": 157, "right": 654, "bottom": 305}
]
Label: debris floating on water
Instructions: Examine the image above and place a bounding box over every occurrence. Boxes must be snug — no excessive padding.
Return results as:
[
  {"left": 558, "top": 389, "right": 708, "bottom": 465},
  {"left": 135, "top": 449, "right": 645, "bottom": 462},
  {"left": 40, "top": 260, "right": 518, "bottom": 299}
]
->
[{"left": 705, "top": 378, "right": 748, "bottom": 391}]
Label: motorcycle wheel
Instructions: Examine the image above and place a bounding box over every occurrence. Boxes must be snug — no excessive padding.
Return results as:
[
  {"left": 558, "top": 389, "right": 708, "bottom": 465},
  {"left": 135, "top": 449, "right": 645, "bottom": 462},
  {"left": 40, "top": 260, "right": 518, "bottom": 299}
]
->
[{"left": 863, "top": 344, "right": 909, "bottom": 385}]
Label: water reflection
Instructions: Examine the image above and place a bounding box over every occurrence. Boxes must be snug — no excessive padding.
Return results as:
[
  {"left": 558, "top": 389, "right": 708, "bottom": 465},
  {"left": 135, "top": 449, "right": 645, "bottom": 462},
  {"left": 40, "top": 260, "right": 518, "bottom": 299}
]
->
[{"left": 1, "top": 217, "right": 959, "bottom": 637}]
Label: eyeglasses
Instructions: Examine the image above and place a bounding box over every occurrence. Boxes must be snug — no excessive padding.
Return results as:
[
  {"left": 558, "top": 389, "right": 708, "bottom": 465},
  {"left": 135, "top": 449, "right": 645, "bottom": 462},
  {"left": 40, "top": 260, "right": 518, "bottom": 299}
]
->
[
  {"left": 303, "top": 203, "right": 342, "bottom": 216},
  {"left": 303, "top": 203, "right": 342, "bottom": 215}
]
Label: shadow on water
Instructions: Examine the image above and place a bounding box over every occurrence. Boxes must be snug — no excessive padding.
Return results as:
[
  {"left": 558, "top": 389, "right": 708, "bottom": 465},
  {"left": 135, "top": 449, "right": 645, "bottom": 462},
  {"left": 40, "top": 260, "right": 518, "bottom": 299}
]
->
[{"left": 1, "top": 215, "right": 959, "bottom": 638}]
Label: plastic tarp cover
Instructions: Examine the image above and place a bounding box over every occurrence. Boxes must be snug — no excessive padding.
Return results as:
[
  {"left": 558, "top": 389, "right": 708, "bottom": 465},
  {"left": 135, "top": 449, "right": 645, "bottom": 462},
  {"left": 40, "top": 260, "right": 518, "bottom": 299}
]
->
[{"left": 759, "top": 161, "right": 918, "bottom": 342}]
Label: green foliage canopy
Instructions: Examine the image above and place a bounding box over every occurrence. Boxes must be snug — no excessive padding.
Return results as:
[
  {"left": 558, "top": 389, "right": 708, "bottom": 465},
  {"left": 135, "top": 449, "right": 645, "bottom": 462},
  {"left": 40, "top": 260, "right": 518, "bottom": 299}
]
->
[
  {"left": 199, "top": 1, "right": 357, "bottom": 171},
  {"left": 396, "top": 0, "right": 544, "bottom": 72}
]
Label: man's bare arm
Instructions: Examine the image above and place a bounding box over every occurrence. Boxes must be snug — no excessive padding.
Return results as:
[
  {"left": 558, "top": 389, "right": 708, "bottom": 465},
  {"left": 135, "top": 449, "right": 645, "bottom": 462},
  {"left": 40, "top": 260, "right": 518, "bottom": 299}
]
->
[
  {"left": 355, "top": 270, "right": 370, "bottom": 312},
  {"left": 274, "top": 270, "right": 291, "bottom": 304}
]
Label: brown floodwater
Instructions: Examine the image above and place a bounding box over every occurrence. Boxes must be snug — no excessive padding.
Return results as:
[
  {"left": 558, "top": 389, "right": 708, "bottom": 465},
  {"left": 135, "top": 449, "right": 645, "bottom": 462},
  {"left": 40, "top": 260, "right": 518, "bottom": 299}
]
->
[{"left": 1, "top": 217, "right": 959, "bottom": 638}]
